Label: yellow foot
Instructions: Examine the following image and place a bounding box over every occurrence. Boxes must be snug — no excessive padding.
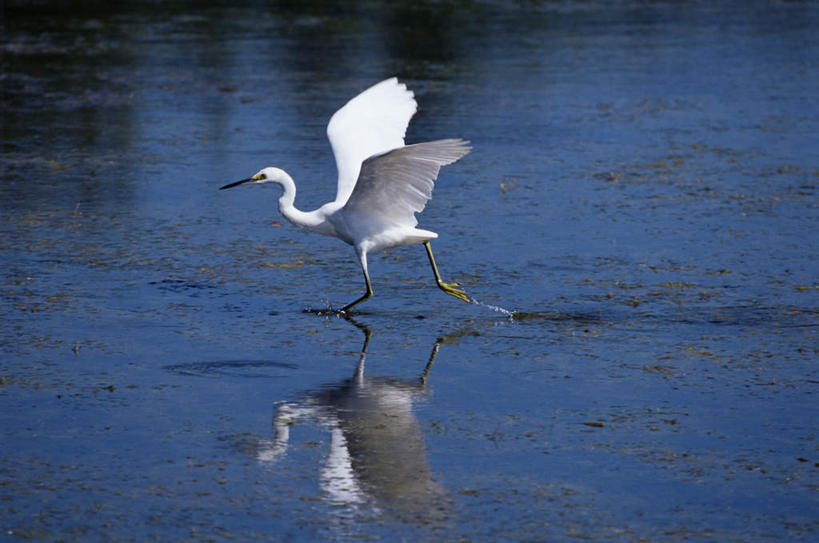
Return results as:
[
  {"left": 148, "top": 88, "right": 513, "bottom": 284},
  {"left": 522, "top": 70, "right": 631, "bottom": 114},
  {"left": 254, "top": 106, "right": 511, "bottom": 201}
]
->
[{"left": 437, "top": 281, "right": 472, "bottom": 304}]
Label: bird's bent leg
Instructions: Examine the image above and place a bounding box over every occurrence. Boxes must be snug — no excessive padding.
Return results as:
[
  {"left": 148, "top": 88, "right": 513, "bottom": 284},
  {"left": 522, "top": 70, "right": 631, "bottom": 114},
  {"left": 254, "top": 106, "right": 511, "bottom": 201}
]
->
[
  {"left": 424, "top": 241, "right": 471, "bottom": 303},
  {"left": 340, "top": 251, "right": 374, "bottom": 312},
  {"left": 340, "top": 269, "right": 373, "bottom": 312}
]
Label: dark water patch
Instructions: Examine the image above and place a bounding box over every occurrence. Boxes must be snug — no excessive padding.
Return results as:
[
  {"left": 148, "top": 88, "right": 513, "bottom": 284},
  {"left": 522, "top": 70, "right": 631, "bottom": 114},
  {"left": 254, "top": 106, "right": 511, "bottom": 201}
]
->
[
  {"left": 651, "top": 304, "right": 819, "bottom": 329},
  {"left": 164, "top": 360, "right": 298, "bottom": 379},
  {"left": 149, "top": 278, "right": 216, "bottom": 294},
  {"left": 510, "top": 310, "right": 604, "bottom": 324}
]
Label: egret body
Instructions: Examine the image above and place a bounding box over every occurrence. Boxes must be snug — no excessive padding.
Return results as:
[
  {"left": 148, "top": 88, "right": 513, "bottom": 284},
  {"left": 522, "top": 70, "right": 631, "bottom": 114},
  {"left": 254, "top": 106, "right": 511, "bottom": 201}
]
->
[{"left": 221, "top": 78, "right": 471, "bottom": 312}]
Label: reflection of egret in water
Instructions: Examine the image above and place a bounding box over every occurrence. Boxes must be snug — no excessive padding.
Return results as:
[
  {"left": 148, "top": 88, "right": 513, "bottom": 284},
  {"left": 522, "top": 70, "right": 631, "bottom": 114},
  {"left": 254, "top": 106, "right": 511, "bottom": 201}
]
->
[{"left": 257, "top": 318, "right": 453, "bottom": 526}]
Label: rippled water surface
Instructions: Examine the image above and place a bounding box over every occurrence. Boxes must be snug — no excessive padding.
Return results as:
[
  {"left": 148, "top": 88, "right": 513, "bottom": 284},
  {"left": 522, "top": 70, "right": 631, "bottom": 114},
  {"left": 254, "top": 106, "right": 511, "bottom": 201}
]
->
[{"left": 2, "top": 1, "right": 818, "bottom": 541}]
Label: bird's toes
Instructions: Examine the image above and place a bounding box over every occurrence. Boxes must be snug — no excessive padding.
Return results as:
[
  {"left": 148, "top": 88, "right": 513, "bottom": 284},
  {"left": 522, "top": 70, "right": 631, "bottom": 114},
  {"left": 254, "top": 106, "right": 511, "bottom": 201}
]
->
[{"left": 438, "top": 282, "right": 472, "bottom": 304}]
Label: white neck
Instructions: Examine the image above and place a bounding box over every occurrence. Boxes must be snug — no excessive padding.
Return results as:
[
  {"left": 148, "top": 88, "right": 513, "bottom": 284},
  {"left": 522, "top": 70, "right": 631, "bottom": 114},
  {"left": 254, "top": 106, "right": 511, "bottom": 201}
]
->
[{"left": 274, "top": 172, "right": 330, "bottom": 232}]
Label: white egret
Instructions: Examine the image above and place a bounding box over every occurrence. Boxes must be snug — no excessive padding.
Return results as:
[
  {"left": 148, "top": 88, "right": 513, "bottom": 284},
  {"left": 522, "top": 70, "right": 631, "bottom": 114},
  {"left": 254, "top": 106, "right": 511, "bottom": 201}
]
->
[{"left": 221, "top": 77, "right": 471, "bottom": 312}]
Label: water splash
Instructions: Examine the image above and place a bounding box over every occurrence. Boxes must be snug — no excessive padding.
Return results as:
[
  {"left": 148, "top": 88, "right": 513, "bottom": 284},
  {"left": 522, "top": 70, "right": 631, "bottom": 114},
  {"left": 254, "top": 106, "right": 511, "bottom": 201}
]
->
[{"left": 469, "top": 297, "right": 516, "bottom": 318}]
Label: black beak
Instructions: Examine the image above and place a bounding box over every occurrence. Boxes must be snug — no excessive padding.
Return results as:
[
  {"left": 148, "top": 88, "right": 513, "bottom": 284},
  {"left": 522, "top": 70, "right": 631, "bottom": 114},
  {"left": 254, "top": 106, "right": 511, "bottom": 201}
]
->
[{"left": 220, "top": 178, "right": 254, "bottom": 190}]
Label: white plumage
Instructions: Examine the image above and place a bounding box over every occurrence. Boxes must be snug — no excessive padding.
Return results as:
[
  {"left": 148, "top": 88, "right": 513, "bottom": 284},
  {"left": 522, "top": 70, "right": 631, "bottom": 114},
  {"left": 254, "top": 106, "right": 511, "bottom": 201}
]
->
[
  {"left": 221, "top": 78, "right": 471, "bottom": 312},
  {"left": 327, "top": 77, "right": 418, "bottom": 205}
]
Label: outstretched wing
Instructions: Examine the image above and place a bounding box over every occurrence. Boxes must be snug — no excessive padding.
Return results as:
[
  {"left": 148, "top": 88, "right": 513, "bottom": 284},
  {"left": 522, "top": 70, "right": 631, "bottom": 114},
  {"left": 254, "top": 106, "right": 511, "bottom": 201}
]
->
[
  {"left": 342, "top": 139, "right": 471, "bottom": 228},
  {"left": 327, "top": 78, "right": 417, "bottom": 205}
]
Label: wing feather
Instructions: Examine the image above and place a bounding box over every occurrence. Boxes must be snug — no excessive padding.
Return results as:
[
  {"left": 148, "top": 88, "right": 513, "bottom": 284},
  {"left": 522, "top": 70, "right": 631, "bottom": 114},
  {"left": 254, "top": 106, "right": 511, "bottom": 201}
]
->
[
  {"left": 327, "top": 78, "right": 417, "bottom": 204},
  {"left": 342, "top": 139, "right": 471, "bottom": 229}
]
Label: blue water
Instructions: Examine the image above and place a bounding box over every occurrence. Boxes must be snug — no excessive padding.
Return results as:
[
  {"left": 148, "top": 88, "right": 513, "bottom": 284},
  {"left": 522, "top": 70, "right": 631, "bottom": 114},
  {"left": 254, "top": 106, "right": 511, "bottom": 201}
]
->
[{"left": 2, "top": 1, "right": 817, "bottom": 541}]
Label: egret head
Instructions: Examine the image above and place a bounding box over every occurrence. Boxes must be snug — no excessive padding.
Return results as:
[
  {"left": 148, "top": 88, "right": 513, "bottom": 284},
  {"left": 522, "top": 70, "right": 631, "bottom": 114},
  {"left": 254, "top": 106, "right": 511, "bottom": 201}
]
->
[{"left": 220, "top": 167, "right": 290, "bottom": 190}]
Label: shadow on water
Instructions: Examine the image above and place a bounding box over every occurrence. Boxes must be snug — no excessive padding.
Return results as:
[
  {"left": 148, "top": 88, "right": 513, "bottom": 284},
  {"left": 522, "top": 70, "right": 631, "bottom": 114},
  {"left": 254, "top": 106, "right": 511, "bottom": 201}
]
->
[
  {"left": 304, "top": 296, "right": 605, "bottom": 326},
  {"left": 239, "top": 316, "right": 454, "bottom": 529}
]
